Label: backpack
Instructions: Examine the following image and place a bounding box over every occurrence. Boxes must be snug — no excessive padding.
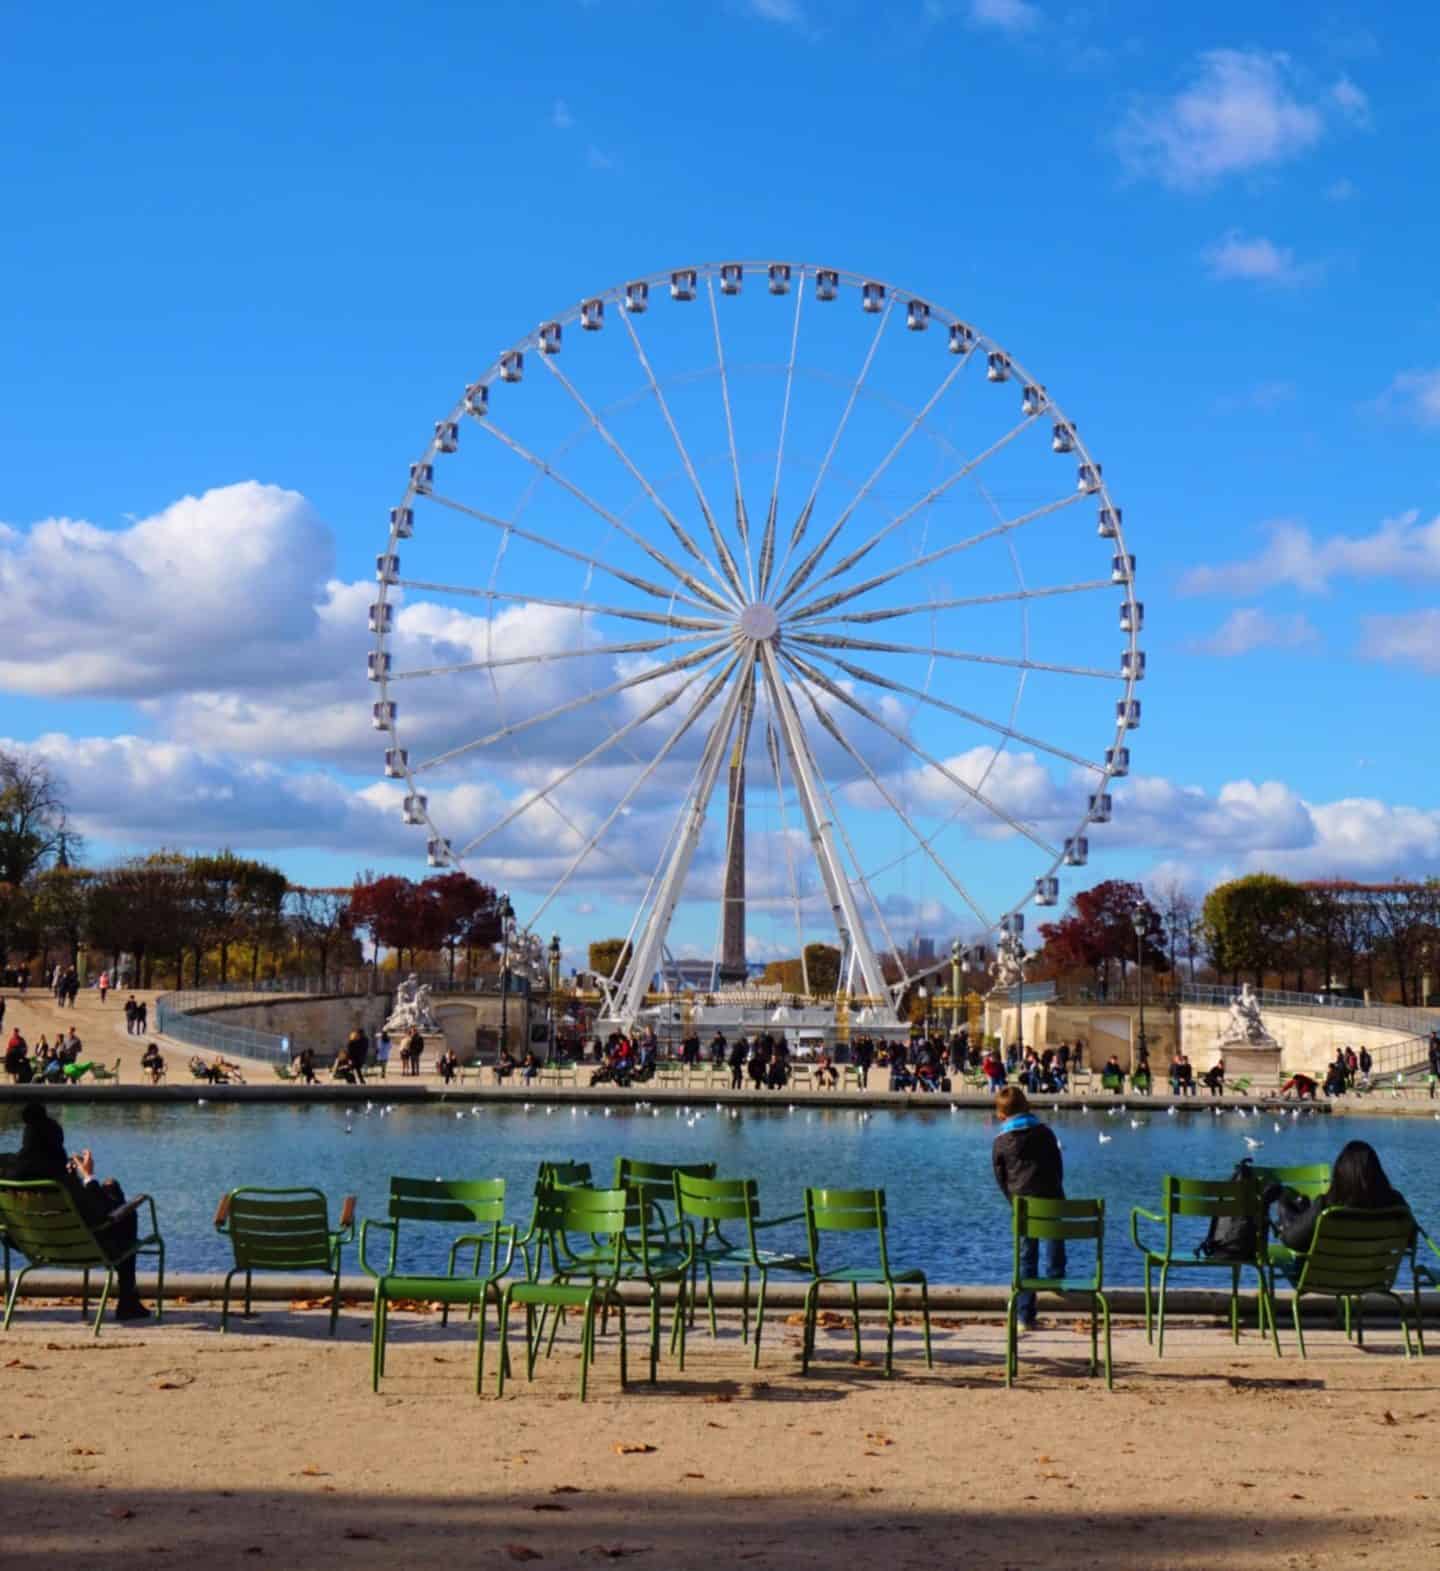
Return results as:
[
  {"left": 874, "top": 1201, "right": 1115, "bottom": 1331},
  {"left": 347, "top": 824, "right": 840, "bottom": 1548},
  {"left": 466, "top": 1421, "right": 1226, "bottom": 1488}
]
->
[{"left": 1196, "top": 1159, "right": 1259, "bottom": 1262}]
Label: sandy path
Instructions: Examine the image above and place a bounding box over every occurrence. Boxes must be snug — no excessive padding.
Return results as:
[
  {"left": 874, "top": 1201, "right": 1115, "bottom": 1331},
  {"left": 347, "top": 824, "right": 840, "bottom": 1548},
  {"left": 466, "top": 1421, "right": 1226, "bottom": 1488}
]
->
[{"left": 1, "top": 1306, "right": 1436, "bottom": 1569}]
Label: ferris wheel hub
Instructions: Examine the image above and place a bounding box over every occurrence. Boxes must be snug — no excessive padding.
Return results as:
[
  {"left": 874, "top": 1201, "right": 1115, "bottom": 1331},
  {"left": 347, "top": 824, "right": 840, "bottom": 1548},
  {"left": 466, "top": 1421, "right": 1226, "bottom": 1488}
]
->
[{"left": 738, "top": 602, "right": 781, "bottom": 643}]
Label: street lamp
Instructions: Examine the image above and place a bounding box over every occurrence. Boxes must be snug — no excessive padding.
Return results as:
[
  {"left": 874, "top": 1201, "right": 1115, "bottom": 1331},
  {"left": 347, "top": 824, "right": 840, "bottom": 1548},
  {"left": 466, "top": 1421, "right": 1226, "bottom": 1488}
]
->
[
  {"left": 917, "top": 986, "right": 929, "bottom": 1038},
  {"left": 1001, "top": 913, "right": 1026, "bottom": 1063},
  {"left": 1131, "top": 903, "right": 1150, "bottom": 1071},
  {"left": 498, "top": 892, "right": 515, "bottom": 1058},
  {"left": 950, "top": 939, "right": 962, "bottom": 1033},
  {"left": 547, "top": 932, "right": 561, "bottom": 1060}
]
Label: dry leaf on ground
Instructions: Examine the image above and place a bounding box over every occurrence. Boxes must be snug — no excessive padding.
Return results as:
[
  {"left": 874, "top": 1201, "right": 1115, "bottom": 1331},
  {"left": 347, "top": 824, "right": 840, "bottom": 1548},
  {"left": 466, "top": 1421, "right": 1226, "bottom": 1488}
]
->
[
  {"left": 505, "top": 1546, "right": 544, "bottom": 1562},
  {"left": 614, "top": 1442, "right": 657, "bottom": 1455}
]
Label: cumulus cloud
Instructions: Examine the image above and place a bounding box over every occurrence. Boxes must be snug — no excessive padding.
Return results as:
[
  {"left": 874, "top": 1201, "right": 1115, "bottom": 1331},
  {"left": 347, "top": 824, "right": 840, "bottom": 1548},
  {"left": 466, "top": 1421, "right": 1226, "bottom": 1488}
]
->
[
  {"left": 1202, "top": 231, "right": 1321, "bottom": 287},
  {"left": 0, "top": 483, "right": 332, "bottom": 698},
  {"left": 1191, "top": 608, "right": 1321, "bottom": 656},
  {"left": 1357, "top": 610, "right": 1440, "bottom": 674},
  {"left": 967, "top": 0, "right": 1040, "bottom": 30},
  {"left": 1330, "top": 74, "right": 1371, "bottom": 126},
  {"left": 1370, "top": 369, "right": 1440, "bottom": 428},
  {"left": 1178, "top": 511, "right": 1440, "bottom": 596},
  {"left": 743, "top": 0, "right": 808, "bottom": 24},
  {"left": 1115, "top": 49, "right": 1332, "bottom": 188}
]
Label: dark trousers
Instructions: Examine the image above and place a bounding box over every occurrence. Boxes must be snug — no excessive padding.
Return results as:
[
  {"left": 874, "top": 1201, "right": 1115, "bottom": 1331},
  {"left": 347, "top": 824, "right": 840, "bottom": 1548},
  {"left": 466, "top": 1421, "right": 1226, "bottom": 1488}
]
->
[
  {"left": 1016, "top": 1235, "right": 1066, "bottom": 1326},
  {"left": 88, "top": 1180, "right": 140, "bottom": 1302},
  {"left": 730, "top": 1064, "right": 743, "bottom": 1089}
]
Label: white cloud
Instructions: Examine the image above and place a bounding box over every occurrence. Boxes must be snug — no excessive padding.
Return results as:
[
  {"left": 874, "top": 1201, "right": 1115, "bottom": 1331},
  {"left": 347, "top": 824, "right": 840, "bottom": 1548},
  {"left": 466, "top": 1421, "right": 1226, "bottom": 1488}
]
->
[
  {"left": 1330, "top": 74, "right": 1371, "bottom": 126},
  {"left": 1115, "top": 49, "right": 1328, "bottom": 188},
  {"left": 1324, "top": 176, "right": 1357, "bottom": 201},
  {"left": 1357, "top": 611, "right": 1440, "bottom": 675},
  {"left": 1202, "top": 231, "right": 1320, "bottom": 287},
  {"left": 1370, "top": 369, "right": 1440, "bottom": 429},
  {"left": 1191, "top": 608, "right": 1321, "bottom": 656},
  {"left": 744, "top": 0, "right": 807, "bottom": 23},
  {"left": 586, "top": 144, "right": 615, "bottom": 171},
  {"left": 967, "top": 0, "right": 1040, "bottom": 31},
  {"left": 0, "top": 483, "right": 331, "bottom": 698},
  {"left": 1179, "top": 511, "right": 1440, "bottom": 596},
  {"left": 551, "top": 98, "right": 574, "bottom": 131}
]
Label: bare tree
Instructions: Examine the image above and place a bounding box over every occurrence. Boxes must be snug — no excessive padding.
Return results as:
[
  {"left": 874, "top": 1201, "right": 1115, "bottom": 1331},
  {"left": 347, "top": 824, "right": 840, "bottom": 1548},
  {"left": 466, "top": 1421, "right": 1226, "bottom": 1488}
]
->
[{"left": 0, "top": 750, "right": 77, "bottom": 886}]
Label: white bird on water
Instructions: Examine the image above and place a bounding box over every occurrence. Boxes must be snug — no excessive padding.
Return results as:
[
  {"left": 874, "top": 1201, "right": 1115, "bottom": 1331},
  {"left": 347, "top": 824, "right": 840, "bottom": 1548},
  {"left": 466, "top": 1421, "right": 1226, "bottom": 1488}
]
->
[
  {"left": 1273, "top": 1122, "right": 1283, "bottom": 1133},
  {"left": 1130, "top": 1118, "right": 1145, "bottom": 1130},
  {"left": 1166, "top": 1106, "right": 1178, "bottom": 1118},
  {"left": 1243, "top": 1136, "right": 1263, "bottom": 1151},
  {"left": 1098, "top": 1133, "right": 1113, "bottom": 1145}
]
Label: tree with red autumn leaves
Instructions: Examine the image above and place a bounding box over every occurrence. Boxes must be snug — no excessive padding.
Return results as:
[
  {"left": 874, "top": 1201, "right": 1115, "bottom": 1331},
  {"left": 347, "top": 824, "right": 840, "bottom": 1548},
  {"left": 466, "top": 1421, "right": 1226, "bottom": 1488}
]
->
[
  {"left": 1037, "top": 878, "right": 1169, "bottom": 997},
  {"left": 349, "top": 870, "right": 502, "bottom": 979}
]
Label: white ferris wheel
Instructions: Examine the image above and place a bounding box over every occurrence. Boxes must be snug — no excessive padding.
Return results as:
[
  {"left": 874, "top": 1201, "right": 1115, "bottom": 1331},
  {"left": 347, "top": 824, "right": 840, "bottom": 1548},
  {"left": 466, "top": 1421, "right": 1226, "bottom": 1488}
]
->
[{"left": 369, "top": 261, "right": 1142, "bottom": 1030}]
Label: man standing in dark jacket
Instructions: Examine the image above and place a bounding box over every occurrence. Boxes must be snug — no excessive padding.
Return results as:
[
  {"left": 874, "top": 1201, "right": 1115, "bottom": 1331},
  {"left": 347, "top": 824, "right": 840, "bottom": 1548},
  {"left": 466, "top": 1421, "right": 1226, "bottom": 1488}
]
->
[{"left": 991, "top": 1086, "right": 1064, "bottom": 1331}]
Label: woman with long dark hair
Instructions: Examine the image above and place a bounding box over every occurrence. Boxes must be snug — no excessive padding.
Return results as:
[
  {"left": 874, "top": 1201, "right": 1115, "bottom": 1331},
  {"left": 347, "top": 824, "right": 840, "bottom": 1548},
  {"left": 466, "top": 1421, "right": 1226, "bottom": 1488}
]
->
[{"left": 1268, "top": 1140, "right": 1410, "bottom": 1254}]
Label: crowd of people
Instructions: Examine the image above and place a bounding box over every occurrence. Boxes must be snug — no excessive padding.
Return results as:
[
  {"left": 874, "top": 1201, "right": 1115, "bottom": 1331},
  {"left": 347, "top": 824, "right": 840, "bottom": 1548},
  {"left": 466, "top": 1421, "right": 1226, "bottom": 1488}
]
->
[{"left": 4, "top": 1025, "right": 97, "bottom": 1084}]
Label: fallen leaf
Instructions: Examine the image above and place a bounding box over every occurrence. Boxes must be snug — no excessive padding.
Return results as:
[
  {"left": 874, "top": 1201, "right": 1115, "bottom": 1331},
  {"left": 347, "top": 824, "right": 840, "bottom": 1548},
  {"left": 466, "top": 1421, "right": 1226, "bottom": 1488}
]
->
[
  {"left": 681, "top": 1472, "right": 704, "bottom": 1480},
  {"left": 4, "top": 1359, "right": 39, "bottom": 1370},
  {"left": 864, "top": 1433, "right": 894, "bottom": 1447},
  {"left": 71, "top": 1447, "right": 102, "bottom": 1456},
  {"left": 505, "top": 1548, "right": 544, "bottom": 1563},
  {"left": 702, "top": 1394, "right": 732, "bottom": 1405},
  {"left": 152, "top": 1380, "right": 190, "bottom": 1391},
  {"left": 343, "top": 1529, "right": 381, "bottom": 1542},
  {"left": 1382, "top": 1411, "right": 1398, "bottom": 1426},
  {"left": 532, "top": 1503, "right": 568, "bottom": 1513},
  {"left": 613, "top": 1442, "right": 656, "bottom": 1455},
  {"left": 298, "top": 1466, "right": 329, "bottom": 1477},
  {"left": 107, "top": 1507, "right": 136, "bottom": 1520},
  {"left": 7, "top": 1431, "right": 36, "bottom": 1440},
  {"left": 587, "top": 1549, "right": 652, "bottom": 1561}
]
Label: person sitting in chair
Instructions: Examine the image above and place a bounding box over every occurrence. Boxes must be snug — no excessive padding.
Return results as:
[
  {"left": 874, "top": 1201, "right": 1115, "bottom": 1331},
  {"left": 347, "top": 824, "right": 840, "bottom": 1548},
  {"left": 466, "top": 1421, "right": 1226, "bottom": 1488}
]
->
[
  {"left": 521, "top": 1050, "right": 539, "bottom": 1086},
  {"left": 11, "top": 1102, "right": 151, "bottom": 1320},
  {"left": 436, "top": 1047, "right": 459, "bottom": 1084},
  {"left": 140, "top": 1043, "right": 165, "bottom": 1084},
  {"left": 1203, "top": 1059, "right": 1226, "bottom": 1097},
  {"left": 814, "top": 1049, "right": 838, "bottom": 1090},
  {"left": 330, "top": 1047, "right": 356, "bottom": 1084},
  {"left": 495, "top": 1047, "right": 517, "bottom": 1082}
]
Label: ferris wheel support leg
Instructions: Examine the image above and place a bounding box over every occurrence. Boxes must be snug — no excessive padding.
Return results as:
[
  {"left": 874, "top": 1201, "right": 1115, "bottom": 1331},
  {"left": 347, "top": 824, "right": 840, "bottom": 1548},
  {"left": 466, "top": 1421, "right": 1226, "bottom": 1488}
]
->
[
  {"left": 610, "top": 672, "right": 750, "bottom": 1026},
  {"left": 757, "top": 644, "right": 898, "bottom": 1025}
]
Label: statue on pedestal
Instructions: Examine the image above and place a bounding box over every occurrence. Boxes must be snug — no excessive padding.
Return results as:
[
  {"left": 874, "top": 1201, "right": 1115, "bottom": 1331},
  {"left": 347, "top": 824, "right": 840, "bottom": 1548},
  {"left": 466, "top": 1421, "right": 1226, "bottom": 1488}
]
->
[
  {"left": 1219, "top": 983, "right": 1278, "bottom": 1048},
  {"left": 990, "top": 929, "right": 1028, "bottom": 995},
  {"left": 384, "top": 972, "right": 441, "bottom": 1035}
]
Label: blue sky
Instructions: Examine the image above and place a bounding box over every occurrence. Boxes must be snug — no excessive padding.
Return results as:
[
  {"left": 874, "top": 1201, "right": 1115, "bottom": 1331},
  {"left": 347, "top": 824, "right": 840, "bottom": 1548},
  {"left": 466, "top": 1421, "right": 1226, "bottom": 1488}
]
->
[{"left": 2, "top": 2, "right": 1437, "bottom": 969}]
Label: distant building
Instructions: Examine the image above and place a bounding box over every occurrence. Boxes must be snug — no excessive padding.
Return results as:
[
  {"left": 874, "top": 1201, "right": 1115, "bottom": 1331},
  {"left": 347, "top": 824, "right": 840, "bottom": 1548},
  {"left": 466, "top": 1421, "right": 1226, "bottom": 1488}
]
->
[{"left": 915, "top": 935, "right": 936, "bottom": 963}]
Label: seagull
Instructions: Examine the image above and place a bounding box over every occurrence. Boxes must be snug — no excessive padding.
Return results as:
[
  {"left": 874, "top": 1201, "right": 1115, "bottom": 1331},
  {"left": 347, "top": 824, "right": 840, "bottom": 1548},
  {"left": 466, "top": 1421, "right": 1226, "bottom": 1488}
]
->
[
  {"left": 1130, "top": 1118, "right": 1145, "bottom": 1130},
  {"left": 1291, "top": 1108, "right": 1300, "bottom": 1120},
  {"left": 1080, "top": 1105, "right": 1090, "bottom": 1114},
  {"left": 455, "top": 1111, "right": 465, "bottom": 1120},
  {"left": 1106, "top": 1107, "right": 1120, "bottom": 1118},
  {"left": 1243, "top": 1136, "right": 1263, "bottom": 1151},
  {"left": 1273, "top": 1122, "right": 1282, "bottom": 1133},
  {"left": 1166, "top": 1106, "right": 1177, "bottom": 1117},
  {"left": 1098, "top": 1133, "right": 1113, "bottom": 1144}
]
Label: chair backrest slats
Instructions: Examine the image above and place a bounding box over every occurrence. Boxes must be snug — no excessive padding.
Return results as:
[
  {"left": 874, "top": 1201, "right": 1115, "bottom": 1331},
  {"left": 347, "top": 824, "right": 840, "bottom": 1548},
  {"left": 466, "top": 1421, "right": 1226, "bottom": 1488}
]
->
[
  {"left": 675, "top": 1173, "right": 757, "bottom": 1224},
  {"left": 1298, "top": 1207, "right": 1413, "bottom": 1295},
  {"left": 0, "top": 1181, "right": 109, "bottom": 1268},
  {"left": 387, "top": 1176, "right": 506, "bottom": 1226}
]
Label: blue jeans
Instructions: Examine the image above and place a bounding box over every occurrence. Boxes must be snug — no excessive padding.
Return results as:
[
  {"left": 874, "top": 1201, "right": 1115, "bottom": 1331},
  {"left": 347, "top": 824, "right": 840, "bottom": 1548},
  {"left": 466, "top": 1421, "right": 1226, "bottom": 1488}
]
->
[{"left": 1016, "top": 1235, "right": 1067, "bottom": 1326}]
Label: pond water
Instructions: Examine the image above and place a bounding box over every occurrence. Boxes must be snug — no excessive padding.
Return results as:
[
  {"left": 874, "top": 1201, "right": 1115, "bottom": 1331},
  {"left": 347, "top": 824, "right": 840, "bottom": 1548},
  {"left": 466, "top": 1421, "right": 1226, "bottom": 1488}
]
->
[{"left": 13, "top": 1100, "right": 1440, "bottom": 1284}]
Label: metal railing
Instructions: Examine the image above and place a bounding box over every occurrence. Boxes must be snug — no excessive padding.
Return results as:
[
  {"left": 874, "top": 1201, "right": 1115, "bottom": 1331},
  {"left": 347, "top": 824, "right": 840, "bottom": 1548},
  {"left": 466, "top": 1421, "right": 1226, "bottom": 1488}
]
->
[
  {"left": 1179, "top": 983, "right": 1440, "bottom": 1037},
  {"left": 155, "top": 994, "right": 294, "bottom": 1066}
]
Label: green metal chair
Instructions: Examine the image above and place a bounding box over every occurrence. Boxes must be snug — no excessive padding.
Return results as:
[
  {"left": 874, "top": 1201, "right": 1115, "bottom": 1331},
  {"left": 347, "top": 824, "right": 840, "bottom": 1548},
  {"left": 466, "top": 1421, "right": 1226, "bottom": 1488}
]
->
[
  {"left": 510, "top": 1161, "right": 593, "bottom": 1283},
  {"left": 1005, "top": 1196, "right": 1112, "bottom": 1390},
  {"left": 360, "top": 1177, "right": 514, "bottom": 1394},
  {"left": 673, "top": 1173, "right": 809, "bottom": 1366},
  {"left": 1100, "top": 1069, "right": 1124, "bottom": 1095},
  {"left": 213, "top": 1186, "right": 355, "bottom": 1334},
  {"left": 1412, "top": 1227, "right": 1440, "bottom": 1354},
  {"left": 1278, "top": 1206, "right": 1417, "bottom": 1358},
  {"left": 1250, "top": 1162, "right": 1331, "bottom": 1327},
  {"left": 1130, "top": 1173, "right": 1280, "bottom": 1357},
  {"left": 498, "top": 1186, "right": 638, "bottom": 1402},
  {"left": 799, "top": 1187, "right": 932, "bottom": 1378},
  {"left": 0, "top": 1179, "right": 164, "bottom": 1336}
]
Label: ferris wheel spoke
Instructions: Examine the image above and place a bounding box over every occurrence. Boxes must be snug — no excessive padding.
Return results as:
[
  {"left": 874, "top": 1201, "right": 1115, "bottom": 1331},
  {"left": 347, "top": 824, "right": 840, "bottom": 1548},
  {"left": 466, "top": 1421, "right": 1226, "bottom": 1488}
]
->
[
  {"left": 471, "top": 420, "right": 738, "bottom": 616},
  {"left": 796, "top": 643, "right": 1108, "bottom": 775},
  {"left": 764, "top": 716, "right": 812, "bottom": 996},
  {"left": 771, "top": 355, "right": 972, "bottom": 611},
  {"left": 424, "top": 490, "right": 720, "bottom": 615},
  {"left": 789, "top": 666, "right": 994, "bottom": 932},
  {"left": 616, "top": 306, "right": 748, "bottom": 606},
  {"left": 795, "top": 578, "right": 1110, "bottom": 628},
  {"left": 767, "top": 298, "right": 896, "bottom": 599},
  {"left": 771, "top": 661, "right": 912, "bottom": 996},
  {"left": 785, "top": 490, "right": 1086, "bottom": 623},
  {"left": 458, "top": 648, "right": 732, "bottom": 857},
  {"left": 538, "top": 352, "right": 745, "bottom": 611},
  {"left": 389, "top": 631, "right": 713, "bottom": 683},
  {"left": 524, "top": 653, "right": 744, "bottom": 932},
  {"left": 776, "top": 414, "right": 1036, "bottom": 612},
  {"left": 757, "top": 283, "right": 806, "bottom": 599},
  {"left": 413, "top": 638, "right": 729, "bottom": 775},
  {"left": 781, "top": 647, "right": 1062, "bottom": 860},
  {"left": 393, "top": 579, "right": 725, "bottom": 634},
  {"left": 790, "top": 630, "right": 1122, "bottom": 681},
  {"left": 707, "top": 663, "right": 757, "bottom": 974},
  {"left": 705, "top": 275, "right": 758, "bottom": 600}
]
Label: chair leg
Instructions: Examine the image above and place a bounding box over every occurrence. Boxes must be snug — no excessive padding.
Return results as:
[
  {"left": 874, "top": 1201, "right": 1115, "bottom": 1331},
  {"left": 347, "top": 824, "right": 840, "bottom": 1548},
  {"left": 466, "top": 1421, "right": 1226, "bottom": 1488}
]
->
[
  {"left": 919, "top": 1278, "right": 933, "bottom": 1369},
  {"left": 221, "top": 1268, "right": 237, "bottom": 1334},
  {"left": 245, "top": 1270, "right": 253, "bottom": 1317},
  {"left": 752, "top": 1270, "right": 770, "bottom": 1368},
  {"left": 371, "top": 1293, "right": 384, "bottom": 1392},
  {"left": 648, "top": 1286, "right": 661, "bottom": 1383},
  {"left": 883, "top": 1283, "right": 897, "bottom": 1378},
  {"left": 1142, "top": 1259, "right": 1153, "bottom": 1343},
  {"left": 93, "top": 1269, "right": 114, "bottom": 1336},
  {"left": 850, "top": 1283, "right": 862, "bottom": 1363},
  {"left": 1387, "top": 1292, "right": 1414, "bottom": 1358},
  {"left": 154, "top": 1244, "right": 165, "bottom": 1322},
  {"left": 82, "top": 1268, "right": 90, "bottom": 1321},
  {"left": 675, "top": 1277, "right": 688, "bottom": 1372},
  {"left": 1258, "top": 1271, "right": 1281, "bottom": 1358},
  {"left": 1156, "top": 1263, "right": 1171, "bottom": 1358},
  {"left": 526, "top": 1303, "right": 541, "bottom": 1381},
  {"left": 800, "top": 1281, "right": 819, "bottom": 1374},
  {"left": 1089, "top": 1294, "right": 1099, "bottom": 1376},
  {"left": 3, "top": 1265, "right": 34, "bottom": 1330},
  {"left": 737, "top": 1265, "right": 747, "bottom": 1342},
  {"left": 1004, "top": 1290, "right": 1018, "bottom": 1387},
  {"left": 496, "top": 1290, "right": 514, "bottom": 1397},
  {"left": 1229, "top": 1265, "right": 1240, "bottom": 1343},
  {"left": 579, "top": 1301, "right": 593, "bottom": 1403},
  {"left": 329, "top": 1265, "right": 340, "bottom": 1337},
  {"left": 475, "top": 1288, "right": 488, "bottom": 1395},
  {"left": 616, "top": 1297, "right": 628, "bottom": 1390},
  {"left": 1100, "top": 1292, "right": 1113, "bottom": 1391},
  {"left": 1292, "top": 1292, "right": 1307, "bottom": 1359}
]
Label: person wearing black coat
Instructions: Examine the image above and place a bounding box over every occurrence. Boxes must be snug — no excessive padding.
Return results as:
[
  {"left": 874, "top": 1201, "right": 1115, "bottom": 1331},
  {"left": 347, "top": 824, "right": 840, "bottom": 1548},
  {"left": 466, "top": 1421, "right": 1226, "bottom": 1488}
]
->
[
  {"left": 9, "top": 1103, "right": 150, "bottom": 1319},
  {"left": 1266, "top": 1139, "right": 1411, "bottom": 1255},
  {"left": 991, "top": 1086, "right": 1065, "bottom": 1330},
  {"left": 727, "top": 1036, "right": 747, "bottom": 1091}
]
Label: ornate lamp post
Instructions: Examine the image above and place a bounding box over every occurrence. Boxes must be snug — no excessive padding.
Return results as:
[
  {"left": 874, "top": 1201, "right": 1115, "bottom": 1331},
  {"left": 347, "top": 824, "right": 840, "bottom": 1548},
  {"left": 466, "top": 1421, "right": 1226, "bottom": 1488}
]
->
[
  {"left": 498, "top": 892, "right": 515, "bottom": 1056},
  {"left": 548, "top": 932, "right": 561, "bottom": 1060},
  {"left": 1132, "top": 903, "right": 1150, "bottom": 1070},
  {"left": 950, "top": 939, "right": 962, "bottom": 1033},
  {"left": 917, "top": 986, "right": 929, "bottom": 1038},
  {"left": 999, "top": 914, "right": 1027, "bottom": 1062}
]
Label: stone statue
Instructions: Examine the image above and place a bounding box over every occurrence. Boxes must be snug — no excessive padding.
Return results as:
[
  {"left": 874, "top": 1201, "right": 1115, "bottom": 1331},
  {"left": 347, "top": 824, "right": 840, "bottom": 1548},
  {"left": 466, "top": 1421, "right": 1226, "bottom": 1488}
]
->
[
  {"left": 1219, "top": 983, "right": 1277, "bottom": 1047},
  {"left": 990, "top": 930, "right": 1028, "bottom": 994},
  {"left": 384, "top": 972, "right": 441, "bottom": 1035}
]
